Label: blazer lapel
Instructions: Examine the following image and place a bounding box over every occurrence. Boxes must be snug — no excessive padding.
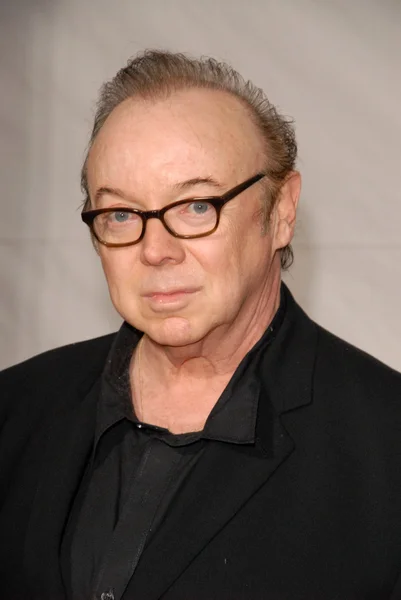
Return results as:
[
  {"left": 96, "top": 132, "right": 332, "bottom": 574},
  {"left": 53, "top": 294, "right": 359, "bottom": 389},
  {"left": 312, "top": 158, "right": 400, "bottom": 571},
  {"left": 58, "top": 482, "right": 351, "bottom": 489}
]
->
[{"left": 23, "top": 379, "right": 100, "bottom": 599}]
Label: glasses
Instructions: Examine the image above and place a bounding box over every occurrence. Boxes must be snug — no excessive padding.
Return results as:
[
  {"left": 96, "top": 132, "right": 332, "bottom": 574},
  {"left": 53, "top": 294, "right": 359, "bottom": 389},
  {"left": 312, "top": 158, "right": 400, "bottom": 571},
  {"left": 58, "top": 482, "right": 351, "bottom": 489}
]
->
[{"left": 81, "top": 173, "right": 265, "bottom": 248}]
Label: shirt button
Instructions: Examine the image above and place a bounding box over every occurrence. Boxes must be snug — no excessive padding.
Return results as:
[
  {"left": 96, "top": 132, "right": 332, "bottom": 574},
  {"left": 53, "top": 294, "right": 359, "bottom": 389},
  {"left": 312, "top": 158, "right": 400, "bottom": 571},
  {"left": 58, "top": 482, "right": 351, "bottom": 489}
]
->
[
  {"left": 136, "top": 423, "right": 142, "bottom": 429},
  {"left": 100, "top": 590, "right": 114, "bottom": 600}
]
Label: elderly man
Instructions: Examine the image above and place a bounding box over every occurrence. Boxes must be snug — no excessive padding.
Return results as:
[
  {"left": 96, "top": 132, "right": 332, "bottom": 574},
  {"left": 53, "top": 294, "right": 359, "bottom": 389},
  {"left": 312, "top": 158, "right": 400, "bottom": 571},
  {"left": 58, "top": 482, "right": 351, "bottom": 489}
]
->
[{"left": 1, "top": 50, "right": 401, "bottom": 600}]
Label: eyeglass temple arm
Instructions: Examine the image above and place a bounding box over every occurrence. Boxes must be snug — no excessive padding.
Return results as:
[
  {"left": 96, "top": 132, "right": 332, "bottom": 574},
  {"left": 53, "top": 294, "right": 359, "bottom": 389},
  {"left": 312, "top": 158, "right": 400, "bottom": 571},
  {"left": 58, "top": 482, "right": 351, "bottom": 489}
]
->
[{"left": 221, "top": 173, "right": 265, "bottom": 201}]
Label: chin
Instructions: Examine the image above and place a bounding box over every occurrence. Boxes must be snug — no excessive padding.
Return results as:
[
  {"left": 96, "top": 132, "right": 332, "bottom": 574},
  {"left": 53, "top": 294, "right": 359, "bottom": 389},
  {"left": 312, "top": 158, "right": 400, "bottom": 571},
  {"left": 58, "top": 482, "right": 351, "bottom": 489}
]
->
[{"left": 142, "top": 315, "right": 209, "bottom": 348}]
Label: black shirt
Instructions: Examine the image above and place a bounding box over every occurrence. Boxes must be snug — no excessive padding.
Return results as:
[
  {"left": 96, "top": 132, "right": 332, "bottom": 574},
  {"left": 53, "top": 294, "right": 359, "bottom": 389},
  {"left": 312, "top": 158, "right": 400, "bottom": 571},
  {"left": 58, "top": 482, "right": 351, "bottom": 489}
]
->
[{"left": 61, "top": 292, "right": 286, "bottom": 600}]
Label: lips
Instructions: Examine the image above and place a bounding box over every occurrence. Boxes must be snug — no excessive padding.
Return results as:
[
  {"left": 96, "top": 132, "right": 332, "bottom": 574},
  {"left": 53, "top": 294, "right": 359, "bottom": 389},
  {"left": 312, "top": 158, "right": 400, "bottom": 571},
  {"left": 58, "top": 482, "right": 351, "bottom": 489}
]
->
[
  {"left": 142, "top": 288, "right": 200, "bottom": 306},
  {"left": 144, "top": 289, "right": 198, "bottom": 300},
  {"left": 142, "top": 288, "right": 200, "bottom": 298}
]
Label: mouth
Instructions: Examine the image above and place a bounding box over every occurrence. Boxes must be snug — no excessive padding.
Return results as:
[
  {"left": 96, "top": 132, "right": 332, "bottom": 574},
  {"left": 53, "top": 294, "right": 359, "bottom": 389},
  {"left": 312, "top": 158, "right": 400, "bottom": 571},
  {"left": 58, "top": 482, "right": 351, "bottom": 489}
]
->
[{"left": 143, "top": 288, "right": 200, "bottom": 305}]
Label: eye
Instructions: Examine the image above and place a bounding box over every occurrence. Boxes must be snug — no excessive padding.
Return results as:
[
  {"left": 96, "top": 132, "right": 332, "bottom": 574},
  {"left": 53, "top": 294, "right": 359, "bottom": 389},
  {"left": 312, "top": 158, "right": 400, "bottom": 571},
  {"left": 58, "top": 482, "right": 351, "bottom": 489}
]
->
[
  {"left": 99, "top": 210, "right": 141, "bottom": 231},
  {"left": 112, "top": 211, "right": 131, "bottom": 223},
  {"left": 187, "top": 202, "right": 211, "bottom": 215}
]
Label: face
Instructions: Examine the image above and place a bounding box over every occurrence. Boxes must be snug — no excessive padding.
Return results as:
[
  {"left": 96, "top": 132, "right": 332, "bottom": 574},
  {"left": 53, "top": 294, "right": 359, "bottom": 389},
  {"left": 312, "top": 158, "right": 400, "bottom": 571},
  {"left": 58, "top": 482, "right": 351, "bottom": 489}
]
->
[{"left": 86, "top": 89, "right": 298, "bottom": 347}]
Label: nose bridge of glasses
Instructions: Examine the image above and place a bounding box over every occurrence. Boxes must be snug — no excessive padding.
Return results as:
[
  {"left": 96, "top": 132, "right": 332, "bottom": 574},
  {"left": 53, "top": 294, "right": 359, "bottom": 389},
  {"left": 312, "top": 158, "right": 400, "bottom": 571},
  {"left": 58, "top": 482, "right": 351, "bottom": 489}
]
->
[
  {"left": 141, "top": 206, "right": 175, "bottom": 239},
  {"left": 142, "top": 208, "right": 165, "bottom": 220}
]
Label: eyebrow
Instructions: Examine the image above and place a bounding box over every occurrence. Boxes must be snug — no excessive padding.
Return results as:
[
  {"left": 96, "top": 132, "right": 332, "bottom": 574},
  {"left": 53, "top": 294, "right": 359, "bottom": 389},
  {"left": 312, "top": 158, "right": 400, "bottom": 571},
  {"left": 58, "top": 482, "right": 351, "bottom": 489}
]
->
[
  {"left": 93, "top": 176, "right": 223, "bottom": 205},
  {"left": 94, "top": 187, "right": 132, "bottom": 204},
  {"left": 172, "top": 176, "right": 222, "bottom": 192}
]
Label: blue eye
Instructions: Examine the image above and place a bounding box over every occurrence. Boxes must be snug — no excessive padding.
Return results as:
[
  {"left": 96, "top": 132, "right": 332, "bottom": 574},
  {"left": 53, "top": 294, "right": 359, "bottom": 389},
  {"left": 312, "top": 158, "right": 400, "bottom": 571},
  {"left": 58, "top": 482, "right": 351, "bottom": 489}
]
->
[
  {"left": 113, "top": 211, "right": 130, "bottom": 222},
  {"left": 189, "top": 202, "right": 210, "bottom": 214}
]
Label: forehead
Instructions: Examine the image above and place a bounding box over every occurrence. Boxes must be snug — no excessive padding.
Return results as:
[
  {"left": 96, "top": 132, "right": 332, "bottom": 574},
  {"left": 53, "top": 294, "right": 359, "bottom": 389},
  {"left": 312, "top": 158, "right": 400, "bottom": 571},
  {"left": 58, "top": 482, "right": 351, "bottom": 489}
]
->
[{"left": 87, "top": 88, "right": 265, "bottom": 191}]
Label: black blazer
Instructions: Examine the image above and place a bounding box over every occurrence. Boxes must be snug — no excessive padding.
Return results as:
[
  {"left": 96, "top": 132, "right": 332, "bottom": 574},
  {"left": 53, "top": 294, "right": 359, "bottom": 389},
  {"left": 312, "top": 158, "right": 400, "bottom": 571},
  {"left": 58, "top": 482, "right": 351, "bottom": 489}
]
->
[{"left": 1, "top": 289, "right": 401, "bottom": 600}]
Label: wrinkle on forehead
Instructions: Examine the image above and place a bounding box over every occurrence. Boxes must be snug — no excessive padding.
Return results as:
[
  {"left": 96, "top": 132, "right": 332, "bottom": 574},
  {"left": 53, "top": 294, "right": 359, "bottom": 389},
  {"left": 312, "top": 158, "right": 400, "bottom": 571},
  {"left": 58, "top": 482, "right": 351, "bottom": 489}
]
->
[{"left": 87, "top": 88, "right": 265, "bottom": 199}]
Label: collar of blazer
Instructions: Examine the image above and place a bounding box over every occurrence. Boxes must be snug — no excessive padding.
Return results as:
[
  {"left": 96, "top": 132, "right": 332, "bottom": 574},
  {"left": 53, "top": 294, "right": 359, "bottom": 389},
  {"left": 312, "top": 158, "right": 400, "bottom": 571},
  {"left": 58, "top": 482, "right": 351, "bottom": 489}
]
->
[{"left": 22, "top": 283, "right": 317, "bottom": 600}]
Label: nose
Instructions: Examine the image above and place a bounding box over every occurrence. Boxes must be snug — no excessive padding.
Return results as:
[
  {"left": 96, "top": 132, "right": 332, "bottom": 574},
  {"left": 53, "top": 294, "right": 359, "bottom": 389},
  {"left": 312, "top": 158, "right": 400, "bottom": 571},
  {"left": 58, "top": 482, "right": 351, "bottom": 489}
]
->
[{"left": 139, "top": 216, "right": 186, "bottom": 266}]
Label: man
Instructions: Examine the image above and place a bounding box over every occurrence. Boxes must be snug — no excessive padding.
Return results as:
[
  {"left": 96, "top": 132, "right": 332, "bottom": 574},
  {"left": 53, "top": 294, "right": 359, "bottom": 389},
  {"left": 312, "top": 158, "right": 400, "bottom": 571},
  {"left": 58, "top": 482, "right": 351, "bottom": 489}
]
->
[{"left": 1, "top": 50, "right": 401, "bottom": 600}]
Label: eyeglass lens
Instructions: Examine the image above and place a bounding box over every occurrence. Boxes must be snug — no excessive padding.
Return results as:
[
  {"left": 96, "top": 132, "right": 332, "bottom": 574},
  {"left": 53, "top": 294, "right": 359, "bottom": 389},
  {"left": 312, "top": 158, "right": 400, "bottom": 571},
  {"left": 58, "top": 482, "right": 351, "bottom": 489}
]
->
[{"left": 93, "top": 200, "right": 218, "bottom": 244}]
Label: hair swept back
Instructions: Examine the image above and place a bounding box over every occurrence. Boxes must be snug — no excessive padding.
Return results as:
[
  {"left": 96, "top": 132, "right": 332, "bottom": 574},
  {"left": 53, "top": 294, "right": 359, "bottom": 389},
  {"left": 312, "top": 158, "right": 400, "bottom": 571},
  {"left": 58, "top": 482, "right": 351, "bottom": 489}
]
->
[{"left": 81, "top": 49, "right": 298, "bottom": 268}]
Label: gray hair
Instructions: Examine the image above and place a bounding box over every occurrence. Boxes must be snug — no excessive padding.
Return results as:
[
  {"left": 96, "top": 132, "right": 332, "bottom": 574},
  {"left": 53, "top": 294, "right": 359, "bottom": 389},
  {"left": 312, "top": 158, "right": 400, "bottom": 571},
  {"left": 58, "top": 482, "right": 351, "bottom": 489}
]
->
[{"left": 81, "top": 50, "right": 297, "bottom": 268}]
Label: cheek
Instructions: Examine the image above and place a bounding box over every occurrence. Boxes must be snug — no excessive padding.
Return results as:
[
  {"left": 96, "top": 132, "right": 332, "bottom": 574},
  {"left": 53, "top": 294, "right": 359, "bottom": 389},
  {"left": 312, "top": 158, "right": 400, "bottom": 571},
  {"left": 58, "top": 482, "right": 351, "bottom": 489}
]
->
[
  {"left": 191, "top": 233, "right": 245, "bottom": 298},
  {"left": 224, "top": 222, "right": 273, "bottom": 291},
  {"left": 99, "top": 250, "right": 137, "bottom": 299}
]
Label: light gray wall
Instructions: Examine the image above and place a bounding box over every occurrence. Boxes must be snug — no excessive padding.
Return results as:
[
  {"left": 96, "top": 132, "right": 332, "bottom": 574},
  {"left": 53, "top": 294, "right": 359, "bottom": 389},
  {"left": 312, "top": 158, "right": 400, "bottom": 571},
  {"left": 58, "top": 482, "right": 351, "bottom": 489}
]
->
[{"left": 1, "top": 0, "right": 400, "bottom": 371}]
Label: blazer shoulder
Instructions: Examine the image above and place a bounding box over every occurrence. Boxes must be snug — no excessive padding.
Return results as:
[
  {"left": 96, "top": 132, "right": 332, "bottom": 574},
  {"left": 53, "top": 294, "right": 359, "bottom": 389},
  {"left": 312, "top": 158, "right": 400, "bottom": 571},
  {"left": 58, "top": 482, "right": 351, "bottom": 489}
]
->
[
  {"left": 315, "top": 324, "right": 401, "bottom": 401},
  {"left": 0, "top": 333, "right": 116, "bottom": 420},
  {"left": 1, "top": 332, "right": 116, "bottom": 380}
]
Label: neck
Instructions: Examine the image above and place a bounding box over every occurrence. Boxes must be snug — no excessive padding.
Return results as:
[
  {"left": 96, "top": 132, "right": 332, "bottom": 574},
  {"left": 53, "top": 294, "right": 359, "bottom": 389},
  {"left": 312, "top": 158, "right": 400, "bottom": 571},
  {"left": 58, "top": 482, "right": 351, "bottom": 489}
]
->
[{"left": 130, "top": 271, "right": 282, "bottom": 431}]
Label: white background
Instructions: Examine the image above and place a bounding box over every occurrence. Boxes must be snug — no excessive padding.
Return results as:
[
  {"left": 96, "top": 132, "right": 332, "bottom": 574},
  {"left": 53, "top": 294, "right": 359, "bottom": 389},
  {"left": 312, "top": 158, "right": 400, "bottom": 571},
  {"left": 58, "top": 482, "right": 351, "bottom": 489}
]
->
[{"left": 1, "top": 0, "right": 400, "bottom": 371}]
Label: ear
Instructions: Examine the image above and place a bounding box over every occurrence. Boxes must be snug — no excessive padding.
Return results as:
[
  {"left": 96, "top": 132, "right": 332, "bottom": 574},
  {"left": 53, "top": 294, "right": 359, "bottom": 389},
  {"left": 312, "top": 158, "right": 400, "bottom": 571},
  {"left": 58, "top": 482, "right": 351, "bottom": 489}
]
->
[{"left": 271, "top": 171, "right": 301, "bottom": 251}]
